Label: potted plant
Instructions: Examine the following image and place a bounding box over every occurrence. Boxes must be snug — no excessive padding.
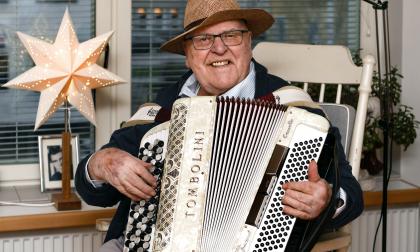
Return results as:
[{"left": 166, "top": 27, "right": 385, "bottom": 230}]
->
[{"left": 361, "top": 66, "right": 419, "bottom": 175}]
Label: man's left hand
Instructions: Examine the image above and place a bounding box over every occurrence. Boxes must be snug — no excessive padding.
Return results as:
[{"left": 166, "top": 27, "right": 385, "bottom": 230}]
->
[{"left": 281, "top": 160, "right": 332, "bottom": 220}]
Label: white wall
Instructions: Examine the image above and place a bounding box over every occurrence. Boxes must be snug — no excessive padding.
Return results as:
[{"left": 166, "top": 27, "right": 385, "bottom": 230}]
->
[
  {"left": 361, "top": 0, "right": 420, "bottom": 184},
  {"left": 399, "top": 0, "right": 420, "bottom": 185}
]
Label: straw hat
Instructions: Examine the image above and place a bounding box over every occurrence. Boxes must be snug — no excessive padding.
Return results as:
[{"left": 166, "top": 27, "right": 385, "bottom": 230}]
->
[{"left": 160, "top": 0, "right": 274, "bottom": 55}]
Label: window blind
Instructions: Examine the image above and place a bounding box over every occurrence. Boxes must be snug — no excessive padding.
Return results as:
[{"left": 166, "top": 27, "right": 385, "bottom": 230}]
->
[
  {"left": 0, "top": 0, "right": 96, "bottom": 164},
  {"left": 131, "top": 0, "right": 360, "bottom": 111}
]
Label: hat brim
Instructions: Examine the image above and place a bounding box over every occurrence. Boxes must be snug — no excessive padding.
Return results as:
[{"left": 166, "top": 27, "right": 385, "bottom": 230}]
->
[{"left": 160, "top": 9, "right": 274, "bottom": 55}]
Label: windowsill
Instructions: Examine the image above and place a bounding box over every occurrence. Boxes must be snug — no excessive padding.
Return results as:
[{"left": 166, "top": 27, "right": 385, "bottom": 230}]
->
[
  {"left": 368, "top": 175, "right": 418, "bottom": 191},
  {"left": 3, "top": 179, "right": 419, "bottom": 232},
  {"left": 362, "top": 176, "right": 420, "bottom": 208},
  {"left": 0, "top": 185, "right": 116, "bottom": 233}
]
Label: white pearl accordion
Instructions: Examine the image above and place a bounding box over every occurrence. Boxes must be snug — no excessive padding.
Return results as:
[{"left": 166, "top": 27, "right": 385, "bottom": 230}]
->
[{"left": 123, "top": 96, "right": 329, "bottom": 252}]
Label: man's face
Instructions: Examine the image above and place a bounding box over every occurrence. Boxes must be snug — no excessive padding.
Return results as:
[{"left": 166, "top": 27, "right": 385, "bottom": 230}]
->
[
  {"left": 50, "top": 151, "right": 63, "bottom": 172},
  {"left": 184, "top": 20, "right": 253, "bottom": 96}
]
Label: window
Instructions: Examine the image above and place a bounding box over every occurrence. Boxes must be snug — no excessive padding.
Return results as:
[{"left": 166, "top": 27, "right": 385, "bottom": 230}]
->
[
  {"left": 131, "top": 0, "right": 360, "bottom": 112},
  {"left": 0, "top": 0, "right": 96, "bottom": 164}
]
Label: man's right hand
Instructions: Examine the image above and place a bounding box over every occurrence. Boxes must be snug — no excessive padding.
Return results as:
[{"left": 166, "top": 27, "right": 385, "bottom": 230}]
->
[{"left": 87, "top": 147, "right": 157, "bottom": 201}]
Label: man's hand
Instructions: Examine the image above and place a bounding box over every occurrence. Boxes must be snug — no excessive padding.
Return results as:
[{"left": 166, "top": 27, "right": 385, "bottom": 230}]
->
[
  {"left": 88, "top": 147, "right": 157, "bottom": 201},
  {"left": 281, "top": 160, "right": 332, "bottom": 220}
]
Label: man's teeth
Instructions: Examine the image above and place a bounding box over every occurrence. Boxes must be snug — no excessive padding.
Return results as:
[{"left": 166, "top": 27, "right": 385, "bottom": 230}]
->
[{"left": 211, "top": 61, "right": 229, "bottom": 66}]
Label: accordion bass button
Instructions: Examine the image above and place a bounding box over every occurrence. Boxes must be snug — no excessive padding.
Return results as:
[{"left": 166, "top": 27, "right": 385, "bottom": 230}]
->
[
  {"left": 135, "top": 230, "right": 141, "bottom": 236},
  {"left": 155, "top": 147, "right": 163, "bottom": 154},
  {"left": 142, "top": 242, "right": 150, "bottom": 249},
  {"left": 139, "top": 223, "right": 147, "bottom": 231},
  {"left": 141, "top": 217, "right": 148, "bottom": 223},
  {"left": 148, "top": 204, "right": 156, "bottom": 211},
  {"left": 155, "top": 154, "right": 162, "bottom": 161},
  {"left": 154, "top": 162, "right": 163, "bottom": 169},
  {"left": 128, "top": 242, "right": 135, "bottom": 249},
  {"left": 144, "top": 142, "right": 152, "bottom": 150},
  {"left": 143, "top": 234, "right": 151, "bottom": 242}
]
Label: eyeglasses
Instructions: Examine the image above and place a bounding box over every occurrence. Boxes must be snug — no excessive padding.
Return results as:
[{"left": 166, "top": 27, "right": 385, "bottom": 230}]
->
[{"left": 185, "top": 30, "right": 250, "bottom": 50}]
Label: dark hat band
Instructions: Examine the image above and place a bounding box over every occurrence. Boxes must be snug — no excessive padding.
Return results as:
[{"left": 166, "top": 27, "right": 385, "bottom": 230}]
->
[{"left": 184, "top": 18, "right": 206, "bottom": 32}]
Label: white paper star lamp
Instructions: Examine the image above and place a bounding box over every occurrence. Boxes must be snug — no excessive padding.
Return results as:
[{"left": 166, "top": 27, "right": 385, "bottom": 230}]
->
[
  {"left": 3, "top": 8, "right": 125, "bottom": 130},
  {"left": 2, "top": 9, "right": 125, "bottom": 210}
]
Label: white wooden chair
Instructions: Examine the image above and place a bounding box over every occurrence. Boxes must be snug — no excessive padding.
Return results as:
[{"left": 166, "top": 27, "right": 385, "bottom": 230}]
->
[{"left": 253, "top": 42, "right": 375, "bottom": 251}]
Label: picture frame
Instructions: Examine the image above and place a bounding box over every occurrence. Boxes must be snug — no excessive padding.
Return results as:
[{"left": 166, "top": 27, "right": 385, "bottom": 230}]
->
[{"left": 38, "top": 134, "right": 79, "bottom": 192}]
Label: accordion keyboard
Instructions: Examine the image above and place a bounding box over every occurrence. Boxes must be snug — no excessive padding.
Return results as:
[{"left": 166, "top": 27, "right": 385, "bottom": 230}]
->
[
  {"left": 123, "top": 139, "right": 166, "bottom": 252},
  {"left": 246, "top": 136, "right": 325, "bottom": 252}
]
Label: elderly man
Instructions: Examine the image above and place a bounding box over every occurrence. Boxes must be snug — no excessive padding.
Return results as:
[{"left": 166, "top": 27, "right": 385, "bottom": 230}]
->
[{"left": 75, "top": 0, "right": 363, "bottom": 251}]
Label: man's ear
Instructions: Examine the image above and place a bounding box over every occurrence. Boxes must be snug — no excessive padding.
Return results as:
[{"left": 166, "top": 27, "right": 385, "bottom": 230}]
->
[{"left": 185, "top": 58, "right": 190, "bottom": 69}]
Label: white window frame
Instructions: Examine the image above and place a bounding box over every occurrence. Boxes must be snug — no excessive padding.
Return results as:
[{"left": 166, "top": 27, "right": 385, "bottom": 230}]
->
[
  {"left": 95, "top": 0, "right": 132, "bottom": 149},
  {"left": 0, "top": 0, "right": 132, "bottom": 187}
]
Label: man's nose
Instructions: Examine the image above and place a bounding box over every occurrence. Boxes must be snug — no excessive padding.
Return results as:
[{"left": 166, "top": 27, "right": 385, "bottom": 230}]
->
[{"left": 210, "top": 36, "right": 227, "bottom": 54}]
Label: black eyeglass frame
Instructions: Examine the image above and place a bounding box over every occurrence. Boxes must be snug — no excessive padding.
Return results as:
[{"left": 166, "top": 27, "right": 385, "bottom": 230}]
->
[{"left": 184, "top": 29, "right": 250, "bottom": 50}]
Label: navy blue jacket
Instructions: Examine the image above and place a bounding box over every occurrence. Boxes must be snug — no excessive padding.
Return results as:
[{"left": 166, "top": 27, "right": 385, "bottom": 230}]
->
[{"left": 75, "top": 60, "right": 363, "bottom": 244}]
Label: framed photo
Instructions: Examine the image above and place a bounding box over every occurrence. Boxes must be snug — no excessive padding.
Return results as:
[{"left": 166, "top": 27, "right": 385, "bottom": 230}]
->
[{"left": 38, "top": 134, "right": 79, "bottom": 192}]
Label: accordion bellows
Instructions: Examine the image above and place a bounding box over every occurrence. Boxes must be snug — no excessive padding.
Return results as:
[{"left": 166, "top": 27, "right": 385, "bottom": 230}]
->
[{"left": 124, "top": 96, "right": 330, "bottom": 252}]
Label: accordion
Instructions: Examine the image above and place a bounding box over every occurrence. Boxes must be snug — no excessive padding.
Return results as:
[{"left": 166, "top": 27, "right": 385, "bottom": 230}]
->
[{"left": 123, "top": 96, "right": 330, "bottom": 252}]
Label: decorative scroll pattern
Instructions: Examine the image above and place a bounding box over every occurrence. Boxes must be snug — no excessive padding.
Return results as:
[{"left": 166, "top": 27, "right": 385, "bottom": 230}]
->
[{"left": 153, "top": 103, "right": 187, "bottom": 250}]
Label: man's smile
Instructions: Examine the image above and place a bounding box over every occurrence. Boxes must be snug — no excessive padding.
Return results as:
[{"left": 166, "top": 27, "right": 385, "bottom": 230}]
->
[{"left": 210, "top": 60, "right": 230, "bottom": 67}]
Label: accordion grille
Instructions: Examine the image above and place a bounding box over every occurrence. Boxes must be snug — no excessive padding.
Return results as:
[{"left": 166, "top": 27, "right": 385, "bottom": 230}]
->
[
  {"left": 154, "top": 103, "right": 187, "bottom": 249},
  {"left": 201, "top": 98, "right": 287, "bottom": 251}
]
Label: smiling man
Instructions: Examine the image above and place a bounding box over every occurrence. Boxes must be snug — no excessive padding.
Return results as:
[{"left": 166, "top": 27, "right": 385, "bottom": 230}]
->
[
  {"left": 75, "top": 0, "right": 363, "bottom": 251},
  {"left": 183, "top": 20, "right": 252, "bottom": 96}
]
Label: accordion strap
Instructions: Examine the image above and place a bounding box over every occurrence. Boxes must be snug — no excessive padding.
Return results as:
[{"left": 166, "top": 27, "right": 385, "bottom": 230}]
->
[{"left": 121, "top": 103, "right": 162, "bottom": 128}]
